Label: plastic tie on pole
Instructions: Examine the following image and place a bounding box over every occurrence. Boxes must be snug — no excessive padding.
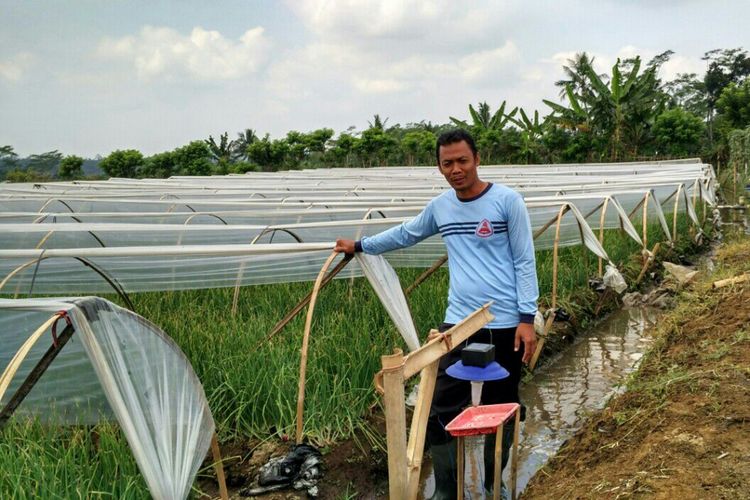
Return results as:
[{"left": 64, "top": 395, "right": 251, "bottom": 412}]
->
[{"left": 51, "top": 310, "right": 73, "bottom": 348}]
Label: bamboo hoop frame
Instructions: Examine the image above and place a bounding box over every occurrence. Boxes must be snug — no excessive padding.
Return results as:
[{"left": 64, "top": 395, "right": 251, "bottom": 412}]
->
[
  {"left": 0, "top": 313, "right": 62, "bottom": 404},
  {"left": 296, "top": 251, "right": 339, "bottom": 444},
  {"left": 528, "top": 204, "right": 567, "bottom": 370},
  {"left": 598, "top": 198, "right": 610, "bottom": 277},
  {"left": 673, "top": 184, "right": 683, "bottom": 243}
]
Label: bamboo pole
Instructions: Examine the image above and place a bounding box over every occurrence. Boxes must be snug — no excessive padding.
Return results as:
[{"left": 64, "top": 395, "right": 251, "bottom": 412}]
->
[
  {"left": 261, "top": 254, "right": 353, "bottom": 346},
  {"left": 673, "top": 184, "right": 683, "bottom": 243},
  {"left": 0, "top": 323, "right": 75, "bottom": 427},
  {"left": 382, "top": 349, "right": 408, "bottom": 500},
  {"left": 296, "top": 251, "right": 339, "bottom": 444},
  {"left": 642, "top": 192, "right": 649, "bottom": 253},
  {"left": 404, "top": 254, "right": 448, "bottom": 296},
  {"left": 598, "top": 198, "right": 610, "bottom": 277},
  {"left": 529, "top": 204, "right": 566, "bottom": 370},
  {"left": 210, "top": 433, "right": 229, "bottom": 500},
  {"left": 635, "top": 243, "right": 660, "bottom": 285},
  {"left": 712, "top": 273, "right": 750, "bottom": 289},
  {"left": 0, "top": 313, "right": 61, "bottom": 403}
]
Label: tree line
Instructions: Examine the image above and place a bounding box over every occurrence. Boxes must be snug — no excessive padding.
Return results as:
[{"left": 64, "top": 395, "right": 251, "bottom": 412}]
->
[{"left": 2, "top": 47, "right": 749, "bottom": 182}]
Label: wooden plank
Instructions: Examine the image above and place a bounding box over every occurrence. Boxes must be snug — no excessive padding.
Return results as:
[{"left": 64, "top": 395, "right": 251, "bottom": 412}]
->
[
  {"left": 510, "top": 409, "right": 521, "bottom": 500},
  {"left": 402, "top": 303, "right": 494, "bottom": 380},
  {"left": 405, "top": 359, "right": 439, "bottom": 499}
]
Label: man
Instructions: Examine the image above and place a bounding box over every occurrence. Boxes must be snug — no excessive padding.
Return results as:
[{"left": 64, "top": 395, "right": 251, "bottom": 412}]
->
[{"left": 335, "top": 129, "right": 538, "bottom": 499}]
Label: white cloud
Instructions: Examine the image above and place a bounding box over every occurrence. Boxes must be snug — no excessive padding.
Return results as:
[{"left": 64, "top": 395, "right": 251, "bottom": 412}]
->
[
  {"left": 546, "top": 46, "right": 706, "bottom": 85},
  {"left": 98, "top": 25, "right": 271, "bottom": 81},
  {"left": 457, "top": 42, "right": 521, "bottom": 84},
  {"left": 0, "top": 52, "right": 34, "bottom": 82}
]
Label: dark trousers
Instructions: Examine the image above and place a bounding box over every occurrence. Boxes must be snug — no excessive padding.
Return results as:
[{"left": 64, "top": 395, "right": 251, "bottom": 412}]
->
[
  {"left": 426, "top": 325, "right": 524, "bottom": 497},
  {"left": 426, "top": 324, "right": 524, "bottom": 446}
]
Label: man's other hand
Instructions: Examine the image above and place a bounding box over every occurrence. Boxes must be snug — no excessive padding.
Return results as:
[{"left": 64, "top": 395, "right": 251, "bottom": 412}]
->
[
  {"left": 334, "top": 239, "right": 356, "bottom": 254},
  {"left": 514, "top": 322, "right": 537, "bottom": 364}
]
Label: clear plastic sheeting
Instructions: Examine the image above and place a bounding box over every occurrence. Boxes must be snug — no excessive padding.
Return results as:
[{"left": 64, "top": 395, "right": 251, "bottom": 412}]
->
[
  {"left": 0, "top": 160, "right": 715, "bottom": 294},
  {"left": 0, "top": 297, "right": 215, "bottom": 500},
  {"left": 356, "top": 253, "right": 420, "bottom": 351}
]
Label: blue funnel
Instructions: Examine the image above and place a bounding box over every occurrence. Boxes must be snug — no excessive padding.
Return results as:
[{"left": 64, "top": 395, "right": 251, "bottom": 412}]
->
[{"left": 446, "top": 360, "right": 509, "bottom": 382}]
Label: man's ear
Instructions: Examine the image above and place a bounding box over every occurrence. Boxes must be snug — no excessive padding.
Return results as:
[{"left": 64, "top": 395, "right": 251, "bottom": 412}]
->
[{"left": 475, "top": 153, "right": 481, "bottom": 167}]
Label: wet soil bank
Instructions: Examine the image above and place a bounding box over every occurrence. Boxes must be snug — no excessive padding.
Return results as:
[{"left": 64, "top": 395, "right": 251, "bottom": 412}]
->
[{"left": 523, "top": 237, "right": 750, "bottom": 499}]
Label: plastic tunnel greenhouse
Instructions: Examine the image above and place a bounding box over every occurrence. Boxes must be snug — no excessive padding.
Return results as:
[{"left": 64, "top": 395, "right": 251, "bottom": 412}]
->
[{"left": 0, "top": 159, "right": 717, "bottom": 498}]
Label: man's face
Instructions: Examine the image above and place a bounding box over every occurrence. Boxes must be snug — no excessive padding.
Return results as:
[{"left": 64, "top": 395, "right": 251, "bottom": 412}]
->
[{"left": 437, "top": 140, "right": 480, "bottom": 192}]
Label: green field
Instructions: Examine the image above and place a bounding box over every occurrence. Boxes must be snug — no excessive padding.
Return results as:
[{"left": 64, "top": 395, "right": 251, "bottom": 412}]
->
[{"left": 0, "top": 214, "right": 705, "bottom": 498}]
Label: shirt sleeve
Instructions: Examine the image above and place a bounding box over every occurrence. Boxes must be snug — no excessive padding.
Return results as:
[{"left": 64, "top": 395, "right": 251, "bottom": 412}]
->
[
  {"left": 360, "top": 202, "right": 439, "bottom": 254},
  {"left": 507, "top": 192, "right": 539, "bottom": 321}
]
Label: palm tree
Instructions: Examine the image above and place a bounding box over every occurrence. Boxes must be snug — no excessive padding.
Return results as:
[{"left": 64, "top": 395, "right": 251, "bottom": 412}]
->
[{"left": 234, "top": 129, "right": 258, "bottom": 161}]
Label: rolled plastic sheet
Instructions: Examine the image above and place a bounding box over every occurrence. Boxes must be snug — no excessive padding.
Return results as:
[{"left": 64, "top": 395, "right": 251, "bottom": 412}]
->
[{"left": 0, "top": 297, "right": 215, "bottom": 500}]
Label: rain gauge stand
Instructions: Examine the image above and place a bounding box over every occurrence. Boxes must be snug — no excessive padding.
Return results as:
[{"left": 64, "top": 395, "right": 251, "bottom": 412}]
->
[{"left": 444, "top": 343, "right": 521, "bottom": 500}]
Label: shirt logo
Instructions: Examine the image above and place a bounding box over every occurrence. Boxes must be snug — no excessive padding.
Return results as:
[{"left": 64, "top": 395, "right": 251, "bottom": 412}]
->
[{"left": 475, "top": 219, "right": 494, "bottom": 238}]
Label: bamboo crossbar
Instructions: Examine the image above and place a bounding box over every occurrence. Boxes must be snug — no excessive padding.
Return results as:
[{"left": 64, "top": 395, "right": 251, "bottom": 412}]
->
[{"left": 404, "top": 254, "right": 448, "bottom": 296}]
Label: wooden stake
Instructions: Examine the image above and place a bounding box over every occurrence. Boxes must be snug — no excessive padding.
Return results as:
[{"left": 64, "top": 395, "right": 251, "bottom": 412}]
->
[
  {"left": 529, "top": 204, "right": 565, "bottom": 370},
  {"left": 296, "top": 251, "right": 339, "bottom": 444},
  {"left": 673, "top": 184, "right": 683, "bottom": 244},
  {"left": 598, "top": 198, "right": 609, "bottom": 277},
  {"left": 635, "top": 243, "right": 660, "bottom": 285},
  {"left": 642, "top": 193, "right": 649, "bottom": 254},
  {"left": 210, "top": 433, "right": 229, "bottom": 500},
  {"left": 456, "top": 437, "right": 465, "bottom": 500},
  {"left": 493, "top": 423, "right": 504, "bottom": 500},
  {"left": 404, "top": 254, "right": 448, "bottom": 296},
  {"left": 405, "top": 359, "right": 440, "bottom": 499},
  {"left": 510, "top": 410, "right": 521, "bottom": 500},
  {"left": 382, "top": 349, "right": 408, "bottom": 500}
]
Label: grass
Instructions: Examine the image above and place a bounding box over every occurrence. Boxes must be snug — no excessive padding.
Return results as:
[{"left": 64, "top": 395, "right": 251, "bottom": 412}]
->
[
  {"left": 0, "top": 420, "right": 147, "bottom": 499},
  {"left": 1, "top": 211, "right": 706, "bottom": 498}
]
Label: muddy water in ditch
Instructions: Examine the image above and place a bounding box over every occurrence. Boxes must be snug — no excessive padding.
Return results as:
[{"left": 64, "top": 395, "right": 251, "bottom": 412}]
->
[{"left": 421, "top": 306, "right": 659, "bottom": 498}]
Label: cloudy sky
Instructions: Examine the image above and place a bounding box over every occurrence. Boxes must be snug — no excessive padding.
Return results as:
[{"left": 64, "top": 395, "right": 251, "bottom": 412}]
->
[{"left": 1, "top": 0, "right": 747, "bottom": 158}]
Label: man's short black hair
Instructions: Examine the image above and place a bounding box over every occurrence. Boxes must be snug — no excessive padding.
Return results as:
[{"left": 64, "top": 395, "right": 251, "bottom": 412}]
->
[{"left": 435, "top": 129, "right": 478, "bottom": 164}]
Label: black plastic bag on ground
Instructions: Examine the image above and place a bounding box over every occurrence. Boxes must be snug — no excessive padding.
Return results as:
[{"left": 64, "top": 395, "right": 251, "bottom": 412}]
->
[{"left": 241, "top": 444, "right": 323, "bottom": 497}]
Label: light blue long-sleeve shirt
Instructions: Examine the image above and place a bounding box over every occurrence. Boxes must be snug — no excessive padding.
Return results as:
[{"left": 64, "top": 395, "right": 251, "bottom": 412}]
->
[{"left": 359, "top": 183, "right": 538, "bottom": 328}]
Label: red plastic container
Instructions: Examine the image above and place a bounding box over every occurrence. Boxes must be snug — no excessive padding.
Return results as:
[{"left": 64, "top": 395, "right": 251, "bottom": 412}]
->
[{"left": 445, "top": 403, "right": 520, "bottom": 437}]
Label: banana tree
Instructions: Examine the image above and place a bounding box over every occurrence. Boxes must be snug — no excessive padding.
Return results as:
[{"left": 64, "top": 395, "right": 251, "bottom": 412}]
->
[
  {"left": 450, "top": 101, "right": 518, "bottom": 132},
  {"left": 545, "top": 56, "right": 664, "bottom": 161},
  {"left": 510, "top": 108, "right": 545, "bottom": 164}
]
